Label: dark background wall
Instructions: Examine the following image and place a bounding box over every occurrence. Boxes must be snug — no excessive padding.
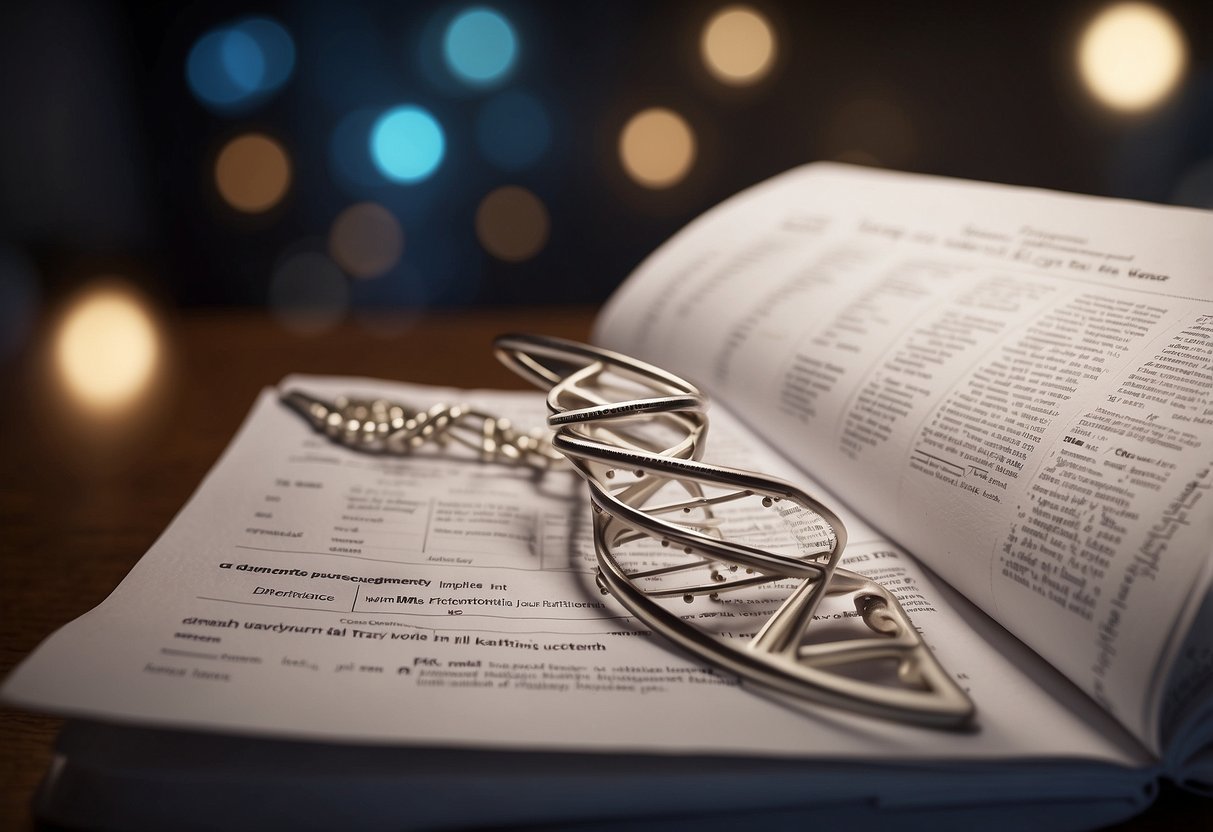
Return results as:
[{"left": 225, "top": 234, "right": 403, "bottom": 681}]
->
[{"left": 0, "top": 0, "right": 1210, "bottom": 338}]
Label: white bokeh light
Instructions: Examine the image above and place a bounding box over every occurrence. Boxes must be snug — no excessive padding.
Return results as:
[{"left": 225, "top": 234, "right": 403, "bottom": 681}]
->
[
  {"left": 55, "top": 281, "right": 161, "bottom": 413},
  {"left": 701, "top": 6, "right": 776, "bottom": 86},
  {"left": 1077, "top": 3, "right": 1187, "bottom": 112}
]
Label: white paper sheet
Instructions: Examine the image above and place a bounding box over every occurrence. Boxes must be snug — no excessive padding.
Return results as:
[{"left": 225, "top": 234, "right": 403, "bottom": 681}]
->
[
  {"left": 2, "top": 375, "right": 1148, "bottom": 769},
  {"left": 595, "top": 163, "right": 1213, "bottom": 750}
]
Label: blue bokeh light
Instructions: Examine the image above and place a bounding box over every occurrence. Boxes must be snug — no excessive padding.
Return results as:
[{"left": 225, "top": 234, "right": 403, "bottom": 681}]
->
[
  {"left": 443, "top": 8, "right": 517, "bottom": 87},
  {"left": 236, "top": 18, "right": 295, "bottom": 91},
  {"left": 219, "top": 29, "right": 265, "bottom": 93},
  {"left": 187, "top": 31, "right": 246, "bottom": 107},
  {"left": 370, "top": 106, "right": 446, "bottom": 183},
  {"left": 186, "top": 17, "right": 295, "bottom": 112},
  {"left": 476, "top": 90, "right": 552, "bottom": 170}
]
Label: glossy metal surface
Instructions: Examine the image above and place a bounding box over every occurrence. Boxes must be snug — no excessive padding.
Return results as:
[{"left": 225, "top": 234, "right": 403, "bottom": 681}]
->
[
  {"left": 282, "top": 333, "right": 974, "bottom": 728},
  {"left": 496, "top": 334, "right": 975, "bottom": 729},
  {"left": 280, "top": 389, "right": 564, "bottom": 468}
]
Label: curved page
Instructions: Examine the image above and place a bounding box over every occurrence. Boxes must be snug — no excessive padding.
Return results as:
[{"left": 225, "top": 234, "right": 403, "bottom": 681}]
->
[
  {"left": 595, "top": 163, "right": 1213, "bottom": 751},
  {"left": 3, "top": 378, "right": 1147, "bottom": 776}
]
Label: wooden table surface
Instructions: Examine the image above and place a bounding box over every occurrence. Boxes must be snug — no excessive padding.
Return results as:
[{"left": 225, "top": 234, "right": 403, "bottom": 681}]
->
[{"left": 1, "top": 308, "right": 1209, "bottom": 830}]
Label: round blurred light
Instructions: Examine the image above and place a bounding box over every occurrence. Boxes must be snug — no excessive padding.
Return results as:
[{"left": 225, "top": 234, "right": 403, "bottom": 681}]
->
[
  {"left": 188, "top": 31, "right": 248, "bottom": 108},
  {"left": 1077, "top": 3, "right": 1187, "bottom": 112},
  {"left": 219, "top": 28, "right": 265, "bottom": 93},
  {"left": 619, "top": 108, "right": 697, "bottom": 188},
  {"left": 215, "top": 133, "right": 292, "bottom": 213},
  {"left": 371, "top": 105, "right": 446, "bottom": 183},
  {"left": 269, "top": 251, "right": 349, "bottom": 335},
  {"left": 329, "top": 203, "right": 405, "bottom": 278},
  {"left": 186, "top": 17, "right": 295, "bottom": 111},
  {"left": 443, "top": 7, "right": 517, "bottom": 86},
  {"left": 55, "top": 281, "right": 160, "bottom": 412},
  {"left": 234, "top": 17, "right": 295, "bottom": 92},
  {"left": 476, "top": 90, "right": 552, "bottom": 171},
  {"left": 475, "top": 186, "right": 549, "bottom": 262},
  {"left": 701, "top": 6, "right": 776, "bottom": 86}
]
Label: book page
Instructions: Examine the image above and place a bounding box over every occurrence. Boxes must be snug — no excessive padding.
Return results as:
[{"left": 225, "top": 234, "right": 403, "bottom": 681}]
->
[
  {"left": 595, "top": 163, "right": 1213, "bottom": 751},
  {"left": 2, "top": 377, "right": 1146, "bottom": 770},
  {"left": 1161, "top": 579, "right": 1213, "bottom": 788}
]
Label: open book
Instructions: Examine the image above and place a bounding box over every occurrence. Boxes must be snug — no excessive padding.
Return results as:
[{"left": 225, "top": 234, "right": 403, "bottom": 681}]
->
[{"left": 4, "top": 164, "right": 1211, "bottom": 830}]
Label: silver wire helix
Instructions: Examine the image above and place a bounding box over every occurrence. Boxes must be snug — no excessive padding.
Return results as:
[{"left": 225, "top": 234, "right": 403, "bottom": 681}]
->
[
  {"left": 494, "top": 334, "right": 975, "bottom": 729},
  {"left": 280, "top": 389, "right": 565, "bottom": 468},
  {"left": 279, "top": 335, "right": 974, "bottom": 728}
]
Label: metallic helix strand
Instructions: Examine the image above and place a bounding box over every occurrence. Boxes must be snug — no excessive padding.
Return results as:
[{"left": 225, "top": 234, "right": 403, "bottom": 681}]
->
[
  {"left": 279, "top": 389, "right": 565, "bottom": 468},
  {"left": 279, "top": 335, "right": 974, "bottom": 729},
  {"left": 494, "top": 334, "right": 975, "bottom": 729}
]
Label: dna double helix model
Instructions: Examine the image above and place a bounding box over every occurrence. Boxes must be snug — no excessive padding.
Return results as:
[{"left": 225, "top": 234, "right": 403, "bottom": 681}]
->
[
  {"left": 282, "top": 334, "right": 974, "bottom": 728},
  {"left": 280, "top": 389, "right": 565, "bottom": 468}
]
